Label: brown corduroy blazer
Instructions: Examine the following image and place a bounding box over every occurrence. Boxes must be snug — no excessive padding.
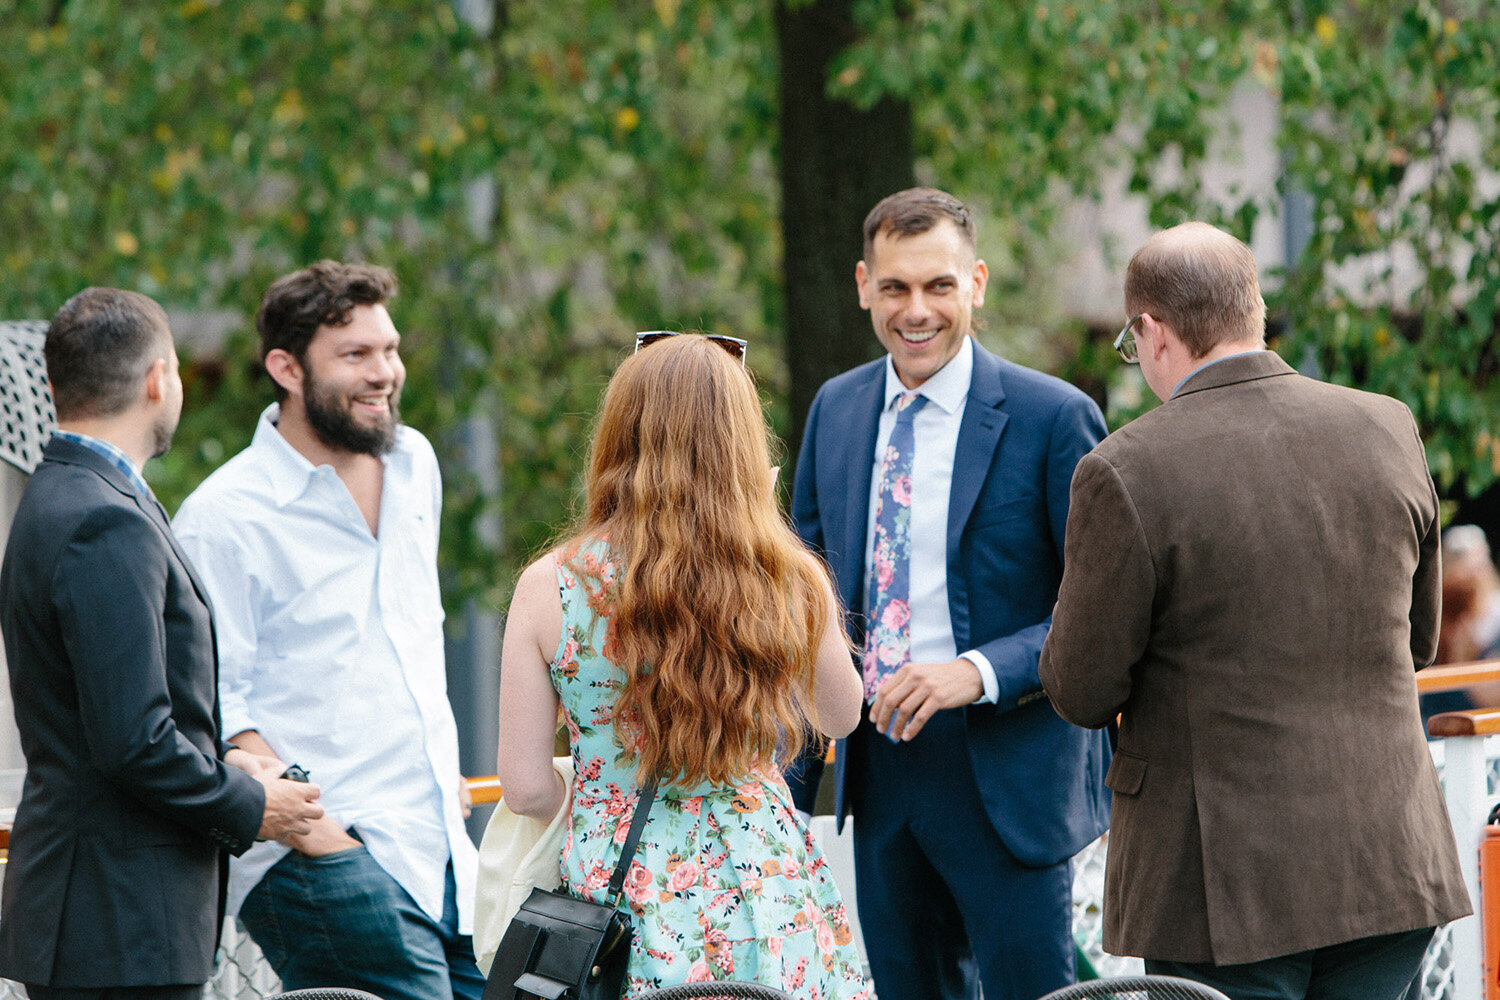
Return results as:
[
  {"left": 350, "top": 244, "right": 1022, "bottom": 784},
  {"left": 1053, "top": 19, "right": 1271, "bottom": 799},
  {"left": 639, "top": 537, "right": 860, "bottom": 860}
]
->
[{"left": 1039, "top": 350, "right": 1471, "bottom": 965}]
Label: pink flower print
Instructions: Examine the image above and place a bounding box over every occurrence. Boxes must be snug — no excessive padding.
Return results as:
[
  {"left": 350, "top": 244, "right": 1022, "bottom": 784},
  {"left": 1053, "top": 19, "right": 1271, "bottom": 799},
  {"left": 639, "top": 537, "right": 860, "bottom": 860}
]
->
[
  {"left": 881, "top": 599, "right": 910, "bottom": 632},
  {"left": 584, "top": 861, "right": 611, "bottom": 891},
  {"left": 768, "top": 935, "right": 783, "bottom": 958},
  {"left": 683, "top": 796, "right": 703, "bottom": 816},
  {"left": 782, "top": 857, "right": 799, "bottom": 879},
  {"left": 614, "top": 820, "right": 631, "bottom": 844},
  {"left": 622, "top": 863, "right": 654, "bottom": 905},
  {"left": 816, "top": 920, "right": 835, "bottom": 955},
  {"left": 878, "top": 638, "right": 906, "bottom": 668},
  {"left": 669, "top": 860, "right": 699, "bottom": 892},
  {"left": 875, "top": 552, "right": 894, "bottom": 591},
  {"left": 891, "top": 474, "right": 913, "bottom": 506},
  {"left": 687, "top": 962, "right": 713, "bottom": 982},
  {"left": 705, "top": 926, "right": 733, "bottom": 972}
]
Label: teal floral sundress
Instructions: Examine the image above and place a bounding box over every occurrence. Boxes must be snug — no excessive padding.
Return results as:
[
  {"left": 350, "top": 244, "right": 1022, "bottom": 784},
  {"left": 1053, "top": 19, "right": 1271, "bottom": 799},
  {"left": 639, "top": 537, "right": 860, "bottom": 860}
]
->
[{"left": 550, "top": 540, "right": 870, "bottom": 1000}]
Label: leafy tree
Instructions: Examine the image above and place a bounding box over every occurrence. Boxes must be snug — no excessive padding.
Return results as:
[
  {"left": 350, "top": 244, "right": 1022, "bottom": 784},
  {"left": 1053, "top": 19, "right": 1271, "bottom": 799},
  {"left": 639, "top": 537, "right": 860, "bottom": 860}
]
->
[{"left": 3, "top": 0, "right": 1497, "bottom": 616}]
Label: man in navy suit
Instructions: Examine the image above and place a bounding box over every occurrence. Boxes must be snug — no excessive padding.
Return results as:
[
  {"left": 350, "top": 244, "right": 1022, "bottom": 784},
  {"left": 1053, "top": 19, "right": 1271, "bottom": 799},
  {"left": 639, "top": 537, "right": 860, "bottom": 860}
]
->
[{"left": 787, "top": 188, "right": 1111, "bottom": 1000}]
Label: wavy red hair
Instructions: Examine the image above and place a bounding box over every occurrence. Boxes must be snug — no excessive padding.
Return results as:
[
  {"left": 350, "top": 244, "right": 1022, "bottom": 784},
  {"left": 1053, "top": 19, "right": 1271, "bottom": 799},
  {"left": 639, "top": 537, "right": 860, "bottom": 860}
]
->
[{"left": 558, "top": 334, "right": 838, "bottom": 787}]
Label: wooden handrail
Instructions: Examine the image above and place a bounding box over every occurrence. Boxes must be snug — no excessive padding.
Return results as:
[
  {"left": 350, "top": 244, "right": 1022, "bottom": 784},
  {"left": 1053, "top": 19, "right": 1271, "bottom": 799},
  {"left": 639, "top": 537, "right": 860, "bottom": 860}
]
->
[
  {"left": 465, "top": 775, "right": 503, "bottom": 804},
  {"left": 1428, "top": 708, "right": 1500, "bottom": 738},
  {"left": 1416, "top": 658, "right": 1500, "bottom": 693}
]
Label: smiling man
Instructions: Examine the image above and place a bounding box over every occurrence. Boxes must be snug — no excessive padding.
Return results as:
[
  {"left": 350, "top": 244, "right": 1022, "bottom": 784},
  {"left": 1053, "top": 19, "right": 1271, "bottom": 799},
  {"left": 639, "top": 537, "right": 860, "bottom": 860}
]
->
[
  {"left": 173, "top": 262, "right": 481, "bottom": 1000},
  {"left": 786, "top": 188, "right": 1112, "bottom": 1000}
]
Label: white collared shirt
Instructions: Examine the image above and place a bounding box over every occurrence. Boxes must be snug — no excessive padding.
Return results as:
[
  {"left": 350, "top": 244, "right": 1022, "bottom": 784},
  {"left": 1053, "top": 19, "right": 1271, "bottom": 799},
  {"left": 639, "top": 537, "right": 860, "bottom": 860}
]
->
[
  {"left": 864, "top": 337, "right": 999, "bottom": 703},
  {"left": 174, "top": 404, "right": 477, "bottom": 928}
]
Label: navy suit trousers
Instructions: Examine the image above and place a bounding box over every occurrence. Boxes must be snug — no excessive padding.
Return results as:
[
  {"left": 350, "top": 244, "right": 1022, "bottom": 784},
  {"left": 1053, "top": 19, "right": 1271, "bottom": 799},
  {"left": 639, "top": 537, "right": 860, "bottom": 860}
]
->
[{"left": 850, "top": 707, "right": 1075, "bottom": 1000}]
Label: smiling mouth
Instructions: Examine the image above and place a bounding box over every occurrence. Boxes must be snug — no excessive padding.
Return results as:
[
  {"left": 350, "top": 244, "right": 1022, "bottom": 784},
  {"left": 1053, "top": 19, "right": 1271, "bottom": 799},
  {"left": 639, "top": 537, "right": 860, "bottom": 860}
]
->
[
  {"left": 899, "top": 329, "right": 939, "bottom": 345},
  {"left": 353, "top": 394, "right": 390, "bottom": 413}
]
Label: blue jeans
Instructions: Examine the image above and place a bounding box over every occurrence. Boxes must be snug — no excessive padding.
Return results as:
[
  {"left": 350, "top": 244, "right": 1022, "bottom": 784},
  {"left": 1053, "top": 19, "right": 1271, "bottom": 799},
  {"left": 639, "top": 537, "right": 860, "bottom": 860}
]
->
[{"left": 239, "top": 845, "right": 483, "bottom": 1000}]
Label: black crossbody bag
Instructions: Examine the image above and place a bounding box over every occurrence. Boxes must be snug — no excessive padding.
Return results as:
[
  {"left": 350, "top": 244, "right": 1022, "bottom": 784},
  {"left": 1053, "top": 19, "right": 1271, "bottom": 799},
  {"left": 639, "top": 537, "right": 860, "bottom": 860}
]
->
[{"left": 483, "top": 778, "right": 659, "bottom": 1000}]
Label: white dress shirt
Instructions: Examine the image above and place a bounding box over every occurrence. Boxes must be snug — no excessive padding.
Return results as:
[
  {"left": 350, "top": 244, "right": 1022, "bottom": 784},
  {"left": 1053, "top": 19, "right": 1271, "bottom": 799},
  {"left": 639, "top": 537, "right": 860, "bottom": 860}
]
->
[
  {"left": 864, "top": 337, "right": 999, "bottom": 703},
  {"left": 174, "top": 404, "right": 477, "bottom": 928}
]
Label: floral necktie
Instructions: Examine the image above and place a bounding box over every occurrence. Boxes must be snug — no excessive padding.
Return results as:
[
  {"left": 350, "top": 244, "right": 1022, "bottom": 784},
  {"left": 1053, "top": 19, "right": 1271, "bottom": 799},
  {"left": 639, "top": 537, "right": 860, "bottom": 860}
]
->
[{"left": 863, "top": 391, "right": 927, "bottom": 702}]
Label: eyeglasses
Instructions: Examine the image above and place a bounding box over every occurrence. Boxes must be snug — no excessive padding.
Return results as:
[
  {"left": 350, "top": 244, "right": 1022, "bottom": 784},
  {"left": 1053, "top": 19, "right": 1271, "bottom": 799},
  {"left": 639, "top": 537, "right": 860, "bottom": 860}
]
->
[
  {"left": 1114, "top": 314, "right": 1144, "bottom": 364},
  {"left": 634, "top": 330, "right": 748, "bottom": 367}
]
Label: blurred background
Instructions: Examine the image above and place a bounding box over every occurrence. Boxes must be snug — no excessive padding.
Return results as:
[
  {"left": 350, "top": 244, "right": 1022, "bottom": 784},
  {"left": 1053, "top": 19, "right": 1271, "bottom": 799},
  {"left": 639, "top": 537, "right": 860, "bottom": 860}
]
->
[{"left": 3, "top": 0, "right": 1500, "bottom": 783}]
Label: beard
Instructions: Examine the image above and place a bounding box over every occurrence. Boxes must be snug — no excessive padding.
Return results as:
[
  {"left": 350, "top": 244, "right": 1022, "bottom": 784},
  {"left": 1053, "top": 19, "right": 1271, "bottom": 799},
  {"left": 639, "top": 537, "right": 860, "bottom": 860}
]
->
[
  {"left": 149, "top": 420, "right": 175, "bottom": 459},
  {"left": 303, "top": 367, "right": 400, "bottom": 457},
  {"left": 150, "top": 408, "right": 177, "bottom": 459}
]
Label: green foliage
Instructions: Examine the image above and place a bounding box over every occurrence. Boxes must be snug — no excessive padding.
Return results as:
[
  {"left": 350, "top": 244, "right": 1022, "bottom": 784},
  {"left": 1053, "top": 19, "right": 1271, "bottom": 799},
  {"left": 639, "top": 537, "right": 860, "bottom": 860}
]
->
[
  {"left": 4, "top": 0, "right": 1497, "bottom": 616},
  {"left": 1268, "top": 2, "right": 1500, "bottom": 494},
  {"left": 831, "top": 0, "right": 1500, "bottom": 497},
  {"left": 0, "top": 0, "right": 779, "bottom": 604}
]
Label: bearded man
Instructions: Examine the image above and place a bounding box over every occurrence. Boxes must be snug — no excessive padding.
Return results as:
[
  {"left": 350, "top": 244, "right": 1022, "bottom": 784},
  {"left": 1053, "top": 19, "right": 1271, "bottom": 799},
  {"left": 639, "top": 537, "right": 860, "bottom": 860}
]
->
[{"left": 174, "top": 262, "right": 482, "bottom": 1000}]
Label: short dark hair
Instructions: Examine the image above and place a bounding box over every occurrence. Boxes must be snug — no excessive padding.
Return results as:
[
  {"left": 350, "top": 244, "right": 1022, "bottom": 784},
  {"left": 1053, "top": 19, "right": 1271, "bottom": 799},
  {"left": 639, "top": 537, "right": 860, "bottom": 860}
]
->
[
  {"left": 45, "top": 287, "right": 171, "bottom": 421},
  {"left": 862, "top": 187, "right": 976, "bottom": 262},
  {"left": 256, "top": 261, "right": 397, "bottom": 400}
]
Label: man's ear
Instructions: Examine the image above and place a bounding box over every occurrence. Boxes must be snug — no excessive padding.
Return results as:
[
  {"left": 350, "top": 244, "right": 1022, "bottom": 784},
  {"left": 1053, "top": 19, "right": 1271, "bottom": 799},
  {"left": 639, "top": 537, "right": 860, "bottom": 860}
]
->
[
  {"left": 855, "top": 260, "right": 872, "bottom": 310},
  {"left": 143, "top": 357, "right": 168, "bottom": 404},
  {"left": 264, "top": 349, "right": 303, "bottom": 397},
  {"left": 970, "top": 259, "right": 989, "bottom": 310},
  {"left": 1146, "top": 315, "right": 1173, "bottom": 363}
]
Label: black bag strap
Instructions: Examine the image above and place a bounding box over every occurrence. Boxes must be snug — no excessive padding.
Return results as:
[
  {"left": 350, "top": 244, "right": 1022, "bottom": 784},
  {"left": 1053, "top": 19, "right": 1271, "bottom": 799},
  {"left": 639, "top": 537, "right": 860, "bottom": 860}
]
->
[{"left": 606, "top": 777, "right": 658, "bottom": 905}]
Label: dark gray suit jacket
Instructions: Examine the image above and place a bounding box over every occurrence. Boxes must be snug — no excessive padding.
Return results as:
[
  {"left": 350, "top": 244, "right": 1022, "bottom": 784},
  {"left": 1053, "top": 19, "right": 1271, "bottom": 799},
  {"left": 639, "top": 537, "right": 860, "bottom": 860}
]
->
[{"left": 0, "top": 436, "right": 264, "bottom": 988}]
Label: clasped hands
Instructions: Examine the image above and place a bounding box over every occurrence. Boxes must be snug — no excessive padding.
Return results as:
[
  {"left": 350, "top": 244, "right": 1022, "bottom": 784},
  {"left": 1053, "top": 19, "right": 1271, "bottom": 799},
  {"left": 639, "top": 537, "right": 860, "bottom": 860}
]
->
[
  {"left": 224, "top": 747, "right": 328, "bottom": 847},
  {"left": 869, "top": 658, "right": 983, "bottom": 742}
]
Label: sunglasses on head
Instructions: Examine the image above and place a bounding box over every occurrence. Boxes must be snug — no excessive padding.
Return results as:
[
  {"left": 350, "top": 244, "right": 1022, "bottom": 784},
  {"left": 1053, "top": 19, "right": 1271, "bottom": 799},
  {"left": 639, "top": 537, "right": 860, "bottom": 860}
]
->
[{"left": 634, "top": 330, "right": 748, "bottom": 366}]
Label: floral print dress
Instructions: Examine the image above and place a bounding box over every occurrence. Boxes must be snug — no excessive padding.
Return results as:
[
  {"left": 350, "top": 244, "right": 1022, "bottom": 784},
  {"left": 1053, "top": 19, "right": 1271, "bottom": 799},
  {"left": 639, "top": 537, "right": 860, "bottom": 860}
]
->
[{"left": 550, "top": 540, "right": 870, "bottom": 1000}]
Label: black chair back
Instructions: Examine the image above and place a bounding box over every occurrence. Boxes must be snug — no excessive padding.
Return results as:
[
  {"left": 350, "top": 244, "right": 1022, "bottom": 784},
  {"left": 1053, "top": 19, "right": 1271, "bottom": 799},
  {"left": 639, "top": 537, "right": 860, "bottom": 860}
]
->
[
  {"left": 1036, "top": 975, "right": 1233, "bottom": 1000},
  {"left": 635, "top": 983, "right": 794, "bottom": 1000}
]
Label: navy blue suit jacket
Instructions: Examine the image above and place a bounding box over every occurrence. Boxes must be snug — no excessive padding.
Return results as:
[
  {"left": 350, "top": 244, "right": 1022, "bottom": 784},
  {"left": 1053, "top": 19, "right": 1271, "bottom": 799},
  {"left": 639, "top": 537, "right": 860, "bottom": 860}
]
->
[{"left": 787, "top": 341, "right": 1111, "bottom": 868}]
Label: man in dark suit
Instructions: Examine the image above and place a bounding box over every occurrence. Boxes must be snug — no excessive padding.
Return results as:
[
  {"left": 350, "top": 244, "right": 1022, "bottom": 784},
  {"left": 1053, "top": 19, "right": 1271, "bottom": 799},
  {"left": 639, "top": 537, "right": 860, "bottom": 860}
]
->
[
  {"left": 0, "top": 287, "right": 324, "bottom": 1000},
  {"left": 788, "top": 188, "right": 1112, "bottom": 1000},
  {"left": 1039, "top": 223, "right": 1470, "bottom": 1000}
]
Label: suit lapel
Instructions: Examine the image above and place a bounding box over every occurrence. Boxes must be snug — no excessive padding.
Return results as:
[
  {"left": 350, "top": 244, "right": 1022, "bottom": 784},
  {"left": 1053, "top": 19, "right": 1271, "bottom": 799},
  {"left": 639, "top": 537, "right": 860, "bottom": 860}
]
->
[
  {"left": 47, "top": 438, "right": 218, "bottom": 619},
  {"left": 134, "top": 491, "right": 217, "bottom": 615},
  {"left": 839, "top": 367, "right": 886, "bottom": 614},
  {"left": 947, "top": 344, "right": 1008, "bottom": 564}
]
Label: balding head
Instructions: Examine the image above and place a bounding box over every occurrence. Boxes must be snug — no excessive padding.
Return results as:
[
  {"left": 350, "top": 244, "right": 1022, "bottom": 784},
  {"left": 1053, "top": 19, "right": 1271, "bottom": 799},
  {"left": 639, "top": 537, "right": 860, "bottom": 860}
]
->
[{"left": 1125, "top": 222, "right": 1266, "bottom": 359}]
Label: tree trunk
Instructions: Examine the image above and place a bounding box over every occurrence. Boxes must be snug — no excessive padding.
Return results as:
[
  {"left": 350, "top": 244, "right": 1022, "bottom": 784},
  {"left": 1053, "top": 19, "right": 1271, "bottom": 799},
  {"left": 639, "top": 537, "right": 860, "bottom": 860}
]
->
[{"left": 776, "top": 0, "right": 914, "bottom": 455}]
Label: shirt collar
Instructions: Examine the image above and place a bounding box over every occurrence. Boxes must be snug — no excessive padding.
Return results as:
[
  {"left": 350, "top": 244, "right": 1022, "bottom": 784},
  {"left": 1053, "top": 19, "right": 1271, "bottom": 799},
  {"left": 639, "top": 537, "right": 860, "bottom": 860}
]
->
[
  {"left": 51, "top": 429, "right": 152, "bottom": 498},
  {"left": 1170, "top": 350, "right": 1264, "bottom": 399},
  {"left": 253, "top": 402, "right": 410, "bottom": 508},
  {"left": 251, "top": 404, "right": 322, "bottom": 507},
  {"left": 882, "top": 335, "right": 974, "bottom": 414}
]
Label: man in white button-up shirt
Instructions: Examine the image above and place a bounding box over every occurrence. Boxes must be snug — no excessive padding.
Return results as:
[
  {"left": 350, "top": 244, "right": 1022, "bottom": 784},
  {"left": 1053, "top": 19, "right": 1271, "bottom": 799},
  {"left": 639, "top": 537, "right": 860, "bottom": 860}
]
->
[
  {"left": 787, "top": 189, "right": 1111, "bottom": 1000},
  {"left": 175, "top": 262, "right": 481, "bottom": 1000}
]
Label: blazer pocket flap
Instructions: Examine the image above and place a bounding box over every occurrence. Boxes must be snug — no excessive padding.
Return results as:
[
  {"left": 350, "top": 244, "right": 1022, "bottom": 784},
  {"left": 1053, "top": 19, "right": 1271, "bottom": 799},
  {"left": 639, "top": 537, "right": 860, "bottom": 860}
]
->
[{"left": 1105, "top": 750, "right": 1147, "bottom": 795}]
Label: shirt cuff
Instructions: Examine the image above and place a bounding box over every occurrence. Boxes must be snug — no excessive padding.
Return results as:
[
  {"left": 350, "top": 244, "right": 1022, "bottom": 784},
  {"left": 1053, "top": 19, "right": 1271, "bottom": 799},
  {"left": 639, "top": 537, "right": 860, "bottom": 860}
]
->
[{"left": 959, "top": 650, "right": 998, "bottom": 704}]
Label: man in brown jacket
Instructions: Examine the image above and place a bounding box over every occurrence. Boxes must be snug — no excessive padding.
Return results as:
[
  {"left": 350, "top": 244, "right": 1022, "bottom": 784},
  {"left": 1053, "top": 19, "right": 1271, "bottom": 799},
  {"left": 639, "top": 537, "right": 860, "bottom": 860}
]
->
[{"left": 1038, "top": 222, "right": 1470, "bottom": 1000}]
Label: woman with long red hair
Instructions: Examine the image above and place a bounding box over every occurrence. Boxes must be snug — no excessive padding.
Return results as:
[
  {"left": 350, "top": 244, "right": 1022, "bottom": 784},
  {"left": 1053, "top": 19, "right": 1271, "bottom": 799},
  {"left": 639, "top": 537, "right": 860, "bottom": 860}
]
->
[{"left": 497, "top": 333, "right": 867, "bottom": 998}]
